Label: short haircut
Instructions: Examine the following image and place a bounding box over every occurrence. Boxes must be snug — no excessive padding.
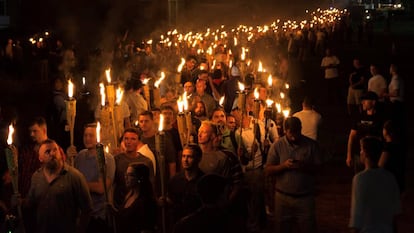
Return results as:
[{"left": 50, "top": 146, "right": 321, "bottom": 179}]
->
[
  {"left": 183, "top": 144, "right": 203, "bottom": 160},
  {"left": 161, "top": 105, "right": 175, "bottom": 113},
  {"left": 30, "top": 116, "right": 47, "bottom": 127},
  {"left": 123, "top": 127, "right": 140, "bottom": 137},
  {"left": 210, "top": 107, "right": 226, "bottom": 120},
  {"left": 284, "top": 117, "right": 302, "bottom": 133},
  {"left": 139, "top": 110, "right": 154, "bottom": 120},
  {"left": 200, "top": 121, "right": 222, "bottom": 136},
  {"left": 360, "top": 136, "right": 383, "bottom": 164},
  {"left": 84, "top": 123, "right": 97, "bottom": 129},
  {"left": 40, "top": 138, "right": 57, "bottom": 147}
]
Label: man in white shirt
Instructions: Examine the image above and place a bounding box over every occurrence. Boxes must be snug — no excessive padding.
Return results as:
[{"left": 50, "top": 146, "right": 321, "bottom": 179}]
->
[
  {"left": 367, "top": 64, "right": 387, "bottom": 102},
  {"left": 321, "top": 48, "right": 341, "bottom": 104},
  {"left": 293, "top": 97, "right": 322, "bottom": 141}
]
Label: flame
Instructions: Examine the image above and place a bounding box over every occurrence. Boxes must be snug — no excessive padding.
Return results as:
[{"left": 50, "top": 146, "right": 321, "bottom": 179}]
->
[
  {"left": 105, "top": 68, "right": 111, "bottom": 83},
  {"left": 7, "top": 124, "right": 14, "bottom": 145},
  {"left": 258, "top": 61, "right": 263, "bottom": 72},
  {"left": 68, "top": 79, "right": 74, "bottom": 98},
  {"left": 282, "top": 109, "right": 290, "bottom": 118},
  {"left": 238, "top": 82, "right": 245, "bottom": 91},
  {"left": 177, "top": 96, "right": 184, "bottom": 113},
  {"left": 280, "top": 92, "right": 285, "bottom": 99},
  {"left": 276, "top": 103, "right": 282, "bottom": 113},
  {"left": 241, "top": 47, "right": 246, "bottom": 60},
  {"left": 82, "top": 77, "right": 86, "bottom": 86},
  {"left": 96, "top": 122, "right": 101, "bottom": 143},
  {"left": 134, "top": 120, "right": 139, "bottom": 127},
  {"left": 266, "top": 99, "right": 274, "bottom": 107},
  {"left": 177, "top": 58, "right": 185, "bottom": 72},
  {"left": 154, "top": 72, "right": 165, "bottom": 88},
  {"left": 285, "top": 83, "right": 290, "bottom": 89},
  {"left": 158, "top": 114, "right": 164, "bottom": 131},
  {"left": 116, "top": 87, "right": 124, "bottom": 105},
  {"left": 234, "top": 37, "right": 237, "bottom": 46},
  {"left": 99, "top": 83, "right": 106, "bottom": 106},
  {"left": 254, "top": 87, "right": 259, "bottom": 99},
  {"left": 147, "top": 39, "right": 153, "bottom": 44},
  {"left": 211, "top": 60, "right": 216, "bottom": 70},
  {"left": 104, "top": 146, "right": 109, "bottom": 153},
  {"left": 183, "top": 92, "right": 189, "bottom": 111},
  {"left": 219, "top": 96, "right": 225, "bottom": 106},
  {"left": 142, "top": 78, "right": 151, "bottom": 85},
  {"left": 267, "top": 75, "right": 272, "bottom": 87}
]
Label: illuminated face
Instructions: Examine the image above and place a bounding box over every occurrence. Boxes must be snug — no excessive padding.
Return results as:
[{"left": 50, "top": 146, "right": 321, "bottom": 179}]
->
[
  {"left": 361, "top": 99, "right": 375, "bottom": 111},
  {"left": 125, "top": 166, "right": 138, "bottom": 188},
  {"left": 123, "top": 132, "right": 139, "bottom": 153},
  {"left": 284, "top": 128, "right": 301, "bottom": 144},
  {"left": 138, "top": 115, "right": 153, "bottom": 133},
  {"left": 181, "top": 149, "right": 198, "bottom": 170},
  {"left": 39, "top": 142, "right": 63, "bottom": 171},
  {"left": 226, "top": 116, "right": 237, "bottom": 131},
  {"left": 29, "top": 124, "right": 47, "bottom": 144},
  {"left": 83, "top": 127, "right": 97, "bottom": 149},
  {"left": 195, "top": 102, "right": 206, "bottom": 117},
  {"left": 183, "top": 82, "right": 194, "bottom": 94},
  {"left": 211, "top": 110, "right": 226, "bottom": 126},
  {"left": 161, "top": 109, "right": 174, "bottom": 125},
  {"left": 198, "top": 124, "right": 214, "bottom": 145}
]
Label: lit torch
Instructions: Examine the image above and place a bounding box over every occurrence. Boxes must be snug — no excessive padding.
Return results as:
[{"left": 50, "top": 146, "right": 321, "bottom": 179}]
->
[
  {"left": 66, "top": 79, "right": 77, "bottom": 166},
  {"left": 155, "top": 114, "right": 167, "bottom": 233}
]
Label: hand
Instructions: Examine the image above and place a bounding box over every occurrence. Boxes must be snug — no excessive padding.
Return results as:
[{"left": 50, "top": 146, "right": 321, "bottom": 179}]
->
[
  {"left": 66, "top": 145, "right": 77, "bottom": 158},
  {"left": 283, "top": 159, "right": 300, "bottom": 170},
  {"left": 346, "top": 155, "right": 353, "bottom": 168}
]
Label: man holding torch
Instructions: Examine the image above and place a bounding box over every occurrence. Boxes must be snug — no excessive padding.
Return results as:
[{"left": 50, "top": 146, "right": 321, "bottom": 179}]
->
[{"left": 66, "top": 123, "right": 115, "bottom": 232}]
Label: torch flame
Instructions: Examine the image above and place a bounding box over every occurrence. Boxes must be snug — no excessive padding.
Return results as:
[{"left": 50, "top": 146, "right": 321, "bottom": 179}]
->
[
  {"left": 68, "top": 79, "right": 74, "bottom": 98},
  {"left": 254, "top": 87, "right": 259, "bottom": 99},
  {"left": 177, "top": 58, "right": 186, "bottom": 72},
  {"left": 99, "top": 83, "right": 106, "bottom": 107},
  {"left": 241, "top": 47, "right": 246, "bottom": 61},
  {"left": 238, "top": 82, "right": 245, "bottom": 91},
  {"left": 158, "top": 114, "right": 164, "bottom": 132},
  {"left": 267, "top": 75, "right": 273, "bottom": 87},
  {"left": 266, "top": 99, "right": 274, "bottom": 107},
  {"left": 7, "top": 124, "right": 14, "bottom": 145},
  {"left": 183, "top": 92, "right": 189, "bottom": 111},
  {"left": 105, "top": 68, "right": 111, "bottom": 83},
  {"left": 282, "top": 109, "right": 290, "bottom": 118},
  {"left": 280, "top": 92, "right": 285, "bottom": 99},
  {"left": 177, "top": 96, "right": 184, "bottom": 113},
  {"left": 154, "top": 72, "right": 165, "bottom": 88},
  {"left": 219, "top": 96, "right": 225, "bottom": 106},
  {"left": 285, "top": 83, "right": 290, "bottom": 89},
  {"left": 258, "top": 61, "right": 263, "bottom": 72},
  {"left": 82, "top": 77, "right": 86, "bottom": 86},
  {"left": 276, "top": 103, "right": 282, "bottom": 113},
  {"left": 142, "top": 78, "right": 151, "bottom": 85},
  {"left": 96, "top": 122, "right": 101, "bottom": 143},
  {"left": 116, "top": 87, "right": 124, "bottom": 105}
]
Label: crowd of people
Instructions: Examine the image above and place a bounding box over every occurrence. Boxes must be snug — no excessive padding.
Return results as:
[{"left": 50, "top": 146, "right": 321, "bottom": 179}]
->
[{"left": 0, "top": 6, "right": 408, "bottom": 233}]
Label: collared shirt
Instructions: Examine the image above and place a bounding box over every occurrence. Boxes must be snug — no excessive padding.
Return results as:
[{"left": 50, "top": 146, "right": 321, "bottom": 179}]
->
[
  {"left": 266, "top": 136, "right": 321, "bottom": 195},
  {"left": 27, "top": 165, "right": 92, "bottom": 233}
]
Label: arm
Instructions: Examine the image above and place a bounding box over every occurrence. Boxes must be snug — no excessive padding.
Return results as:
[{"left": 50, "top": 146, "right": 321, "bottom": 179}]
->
[
  {"left": 378, "top": 151, "right": 389, "bottom": 168},
  {"left": 346, "top": 129, "right": 358, "bottom": 167},
  {"left": 349, "top": 176, "right": 362, "bottom": 232}
]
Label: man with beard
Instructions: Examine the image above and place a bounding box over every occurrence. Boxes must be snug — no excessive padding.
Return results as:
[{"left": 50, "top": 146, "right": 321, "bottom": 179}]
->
[
  {"left": 22, "top": 139, "right": 92, "bottom": 233},
  {"left": 19, "top": 117, "right": 65, "bottom": 198},
  {"left": 265, "top": 117, "right": 321, "bottom": 233}
]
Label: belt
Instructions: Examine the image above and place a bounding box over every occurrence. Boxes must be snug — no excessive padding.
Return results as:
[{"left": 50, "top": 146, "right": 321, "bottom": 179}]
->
[{"left": 275, "top": 189, "right": 312, "bottom": 198}]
